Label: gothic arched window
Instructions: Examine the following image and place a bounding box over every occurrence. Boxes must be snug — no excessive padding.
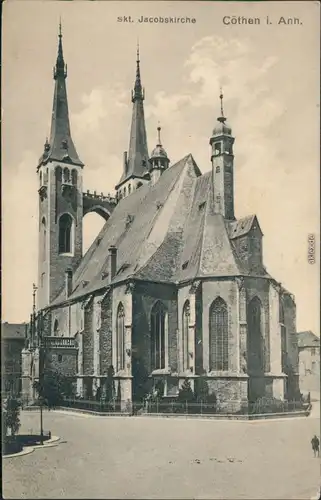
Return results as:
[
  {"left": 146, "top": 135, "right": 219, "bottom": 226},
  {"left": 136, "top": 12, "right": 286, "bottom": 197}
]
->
[
  {"left": 182, "top": 300, "right": 190, "bottom": 371},
  {"left": 39, "top": 171, "right": 43, "bottom": 187},
  {"left": 124, "top": 186, "right": 127, "bottom": 197},
  {"left": 53, "top": 319, "right": 59, "bottom": 336},
  {"left": 279, "top": 301, "right": 287, "bottom": 372},
  {"left": 59, "top": 214, "right": 73, "bottom": 254},
  {"left": 247, "top": 297, "right": 264, "bottom": 373},
  {"left": 116, "top": 303, "right": 125, "bottom": 371},
  {"left": 63, "top": 168, "right": 70, "bottom": 183},
  {"left": 128, "top": 184, "right": 131, "bottom": 194},
  {"left": 72, "top": 169, "right": 78, "bottom": 186},
  {"left": 55, "top": 166, "right": 62, "bottom": 182},
  {"left": 209, "top": 297, "right": 228, "bottom": 371},
  {"left": 41, "top": 217, "right": 46, "bottom": 260},
  {"left": 151, "top": 301, "right": 167, "bottom": 371}
]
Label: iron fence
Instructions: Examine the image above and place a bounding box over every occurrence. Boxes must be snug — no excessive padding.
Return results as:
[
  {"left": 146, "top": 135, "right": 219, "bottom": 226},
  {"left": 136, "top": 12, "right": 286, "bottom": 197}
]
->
[{"left": 56, "top": 397, "right": 307, "bottom": 416}]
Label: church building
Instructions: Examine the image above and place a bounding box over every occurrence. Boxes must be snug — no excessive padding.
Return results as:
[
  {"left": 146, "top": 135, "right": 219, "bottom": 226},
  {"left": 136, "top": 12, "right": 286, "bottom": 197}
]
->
[{"left": 22, "top": 27, "right": 300, "bottom": 411}]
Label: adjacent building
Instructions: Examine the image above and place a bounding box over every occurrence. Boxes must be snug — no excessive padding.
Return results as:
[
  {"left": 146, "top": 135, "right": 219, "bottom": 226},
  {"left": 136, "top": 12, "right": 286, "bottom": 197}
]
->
[
  {"left": 1, "top": 322, "right": 27, "bottom": 395},
  {"left": 22, "top": 27, "right": 300, "bottom": 411},
  {"left": 297, "top": 330, "right": 320, "bottom": 396}
]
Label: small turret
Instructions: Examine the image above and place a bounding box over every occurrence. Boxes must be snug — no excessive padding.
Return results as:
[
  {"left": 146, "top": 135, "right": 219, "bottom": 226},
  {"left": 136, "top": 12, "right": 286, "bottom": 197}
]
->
[
  {"left": 149, "top": 126, "right": 170, "bottom": 185},
  {"left": 210, "top": 89, "right": 235, "bottom": 221}
]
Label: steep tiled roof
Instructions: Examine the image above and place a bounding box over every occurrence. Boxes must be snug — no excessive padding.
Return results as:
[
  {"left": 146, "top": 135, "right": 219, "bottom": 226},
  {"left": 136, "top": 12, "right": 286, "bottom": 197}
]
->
[
  {"left": 228, "top": 215, "right": 262, "bottom": 239},
  {"left": 1, "top": 322, "right": 27, "bottom": 340},
  {"left": 297, "top": 331, "right": 320, "bottom": 348},
  {"left": 52, "top": 155, "right": 192, "bottom": 304},
  {"left": 51, "top": 154, "right": 271, "bottom": 307}
]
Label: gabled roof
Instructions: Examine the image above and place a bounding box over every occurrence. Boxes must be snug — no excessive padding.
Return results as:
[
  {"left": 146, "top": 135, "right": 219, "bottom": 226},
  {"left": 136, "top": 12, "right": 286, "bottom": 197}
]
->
[
  {"left": 1, "top": 322, "right": 27, "bottom": 340},
  {"left": 52, "top": 154, "right": 195, "bottom": 304},
  {"left": 228, "top": 215, "right": 263, "bottom": 239},
  {"left": 297, "top": 331, "right": 320, "bottom": 348}
]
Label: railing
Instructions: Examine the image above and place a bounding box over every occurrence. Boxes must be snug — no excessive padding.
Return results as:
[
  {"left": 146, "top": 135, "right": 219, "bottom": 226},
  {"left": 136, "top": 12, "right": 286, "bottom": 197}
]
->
[
  {"left": 83, "top": 190, "right": 117, "bottom": 204},
  {"left": 41, "top": 337, "right": 76, "bottom": 348},
  {"left": 56, "top": 397, "right": 307, "bottom": 416}
]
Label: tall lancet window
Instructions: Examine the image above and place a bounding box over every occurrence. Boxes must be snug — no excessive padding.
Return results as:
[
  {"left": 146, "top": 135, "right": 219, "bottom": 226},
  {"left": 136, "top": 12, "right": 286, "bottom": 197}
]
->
[
  {"left": 53, "top": 319, "right": 59, "bottom": 337},
  {"left": 116, "top": 303, "right": 125, "bottom": 371},
  {"left": 279, "top": 301, "right": 287, "bottom": 372},
  {"left": 41, "top": 217, "right": 47, "bottom": 262},
  {"left": 247, "top": 297, "right": 264, "bottom": 373},
  {"left": 59, "top": 214, "right": 73, "bottom": 254},
  {"left": 151, "top": 301, "right": 167, "bottom": 371},
  {"left": 209, "top": 297, "right": 229, "bottom": 371},
  {"left": 182, "top": 300, "right": 190, "bottom": 371}
]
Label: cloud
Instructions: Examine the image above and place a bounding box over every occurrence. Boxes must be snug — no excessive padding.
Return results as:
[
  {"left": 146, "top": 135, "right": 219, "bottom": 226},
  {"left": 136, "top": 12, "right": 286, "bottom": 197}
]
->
[{"left": 2, "top": 151, "right": 38, "bottom": 322}]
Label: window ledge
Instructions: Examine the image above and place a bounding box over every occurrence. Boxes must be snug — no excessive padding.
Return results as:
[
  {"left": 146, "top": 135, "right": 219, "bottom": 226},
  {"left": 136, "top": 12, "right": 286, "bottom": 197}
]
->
[
  {"left": 58, "top": 252, "right": 74, "bottom": 257},
  {"left": 151, "top": 368, "right": 171, "bottom": 376},
  {"left": 207, "top": 371, "right": 249, "bottom": 379},
  {"left": 114, "top": 369, "right": 132, "bottom": 379}
]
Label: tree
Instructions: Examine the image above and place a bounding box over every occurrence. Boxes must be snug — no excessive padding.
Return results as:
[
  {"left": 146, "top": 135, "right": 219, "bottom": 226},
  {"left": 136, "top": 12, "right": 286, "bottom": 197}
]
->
[
  {"left": 178, "top": 379, "right": 194, "bottom": 403},
  {"left": 33, "top": 370, "right": 75, "bottom": 409},
  {"left": 4, "top": 397, "right": 21, "bottom": 436}
]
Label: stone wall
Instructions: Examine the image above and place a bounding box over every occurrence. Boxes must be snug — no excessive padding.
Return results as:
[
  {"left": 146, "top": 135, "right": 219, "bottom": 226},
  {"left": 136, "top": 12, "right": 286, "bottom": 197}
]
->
[
  {"left": 44, "top": 348, "right": 77, "bottom": 377},
  {"left": 100, "top": 291, "right": 113, "bottom": 376},
  {"left": 83, "top": 298, "right": 94, "bottom": 376}
]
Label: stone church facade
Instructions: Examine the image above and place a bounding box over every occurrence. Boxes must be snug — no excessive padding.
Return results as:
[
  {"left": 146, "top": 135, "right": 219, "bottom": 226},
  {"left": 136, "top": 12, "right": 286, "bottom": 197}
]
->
[{"left": 22, "top": 27, "right": 299, "bottom": 411}]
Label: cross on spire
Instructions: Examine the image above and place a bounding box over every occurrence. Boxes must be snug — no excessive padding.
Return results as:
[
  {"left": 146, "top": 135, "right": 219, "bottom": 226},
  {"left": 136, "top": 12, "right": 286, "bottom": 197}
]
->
[
  {"left": 218, "top": 87, "right": 226, "bottom": 123},
  {"left": 157, "top": 125, "right": 162, "bottom": 146}
]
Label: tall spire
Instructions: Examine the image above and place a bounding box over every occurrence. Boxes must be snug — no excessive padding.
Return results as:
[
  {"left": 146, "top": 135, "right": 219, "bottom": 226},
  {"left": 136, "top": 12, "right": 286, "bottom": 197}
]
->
[
  {"left": 132, "top": 41, "right": 144, "bottom": 102},
  {"left": 38, "top": 22, "right": 83, "bottom": 168},
  {"left": 116, "top": 45, "right": 149, "bottom": 189},
  {"left": 54, "top": 19, "right": 67, "bottom": 80}
]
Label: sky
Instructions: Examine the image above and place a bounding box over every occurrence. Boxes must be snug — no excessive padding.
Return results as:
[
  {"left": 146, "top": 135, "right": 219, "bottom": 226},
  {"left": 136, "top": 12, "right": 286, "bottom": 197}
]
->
[{"left": 2, "top": 0, "right": 320, "bottom": 334}]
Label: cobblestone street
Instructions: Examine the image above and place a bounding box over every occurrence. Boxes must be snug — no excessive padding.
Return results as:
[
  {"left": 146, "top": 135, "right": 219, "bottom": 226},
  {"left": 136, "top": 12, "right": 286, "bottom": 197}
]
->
[{"left": 3, "top": 407, "right": 320, "bottom": 499}]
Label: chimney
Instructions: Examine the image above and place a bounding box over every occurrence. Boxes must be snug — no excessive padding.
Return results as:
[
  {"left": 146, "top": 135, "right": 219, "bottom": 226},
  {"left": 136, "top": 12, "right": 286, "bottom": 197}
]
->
[
  {"left": 65, "top": 268, "right": 73, "bottom": 298},
  {"left": 124, "top": 151, "right": 128, "bottom": 173},
  {"left": 108, "top": 246, "right": 117, "bottom": 282}
]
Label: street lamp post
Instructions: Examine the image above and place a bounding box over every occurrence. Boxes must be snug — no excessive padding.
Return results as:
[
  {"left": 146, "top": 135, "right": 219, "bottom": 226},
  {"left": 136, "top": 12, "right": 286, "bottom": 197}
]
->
[{"left": 32, "top": 283, "right": 44, "bottom": 445}]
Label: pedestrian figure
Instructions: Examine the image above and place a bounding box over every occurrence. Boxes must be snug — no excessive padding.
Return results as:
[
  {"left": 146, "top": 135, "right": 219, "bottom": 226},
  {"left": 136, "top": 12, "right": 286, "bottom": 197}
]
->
[{"left": 311, "top": 435, "right": 319, "bottom": 457}]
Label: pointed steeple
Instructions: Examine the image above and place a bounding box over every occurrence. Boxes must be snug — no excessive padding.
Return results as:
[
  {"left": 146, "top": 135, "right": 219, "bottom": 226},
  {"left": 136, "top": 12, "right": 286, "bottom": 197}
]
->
[
  {"left": 38, "top": 22, "right": 83, "bottom": 168},
  {"left": 116, "top": 45, "right": 149, "bottom": 189},
  {"left": 132, "top": 42, "right": 144, "bottom": 102}
]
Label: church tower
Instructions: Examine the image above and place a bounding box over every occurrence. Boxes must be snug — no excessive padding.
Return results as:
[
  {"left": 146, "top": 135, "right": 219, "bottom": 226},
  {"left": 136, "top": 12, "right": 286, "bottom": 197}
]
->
[
  {"left": 210, "top": 91, "right": 235, "bottom": 220},
  {"left": 37, "top": 24, "right": 84, "bottom": 310},
  {"left": 148, "top": 126, "right": 170, "bottom": 185},
  {"left": 115, "top": 45, "right": 149, "bottom": 200}
]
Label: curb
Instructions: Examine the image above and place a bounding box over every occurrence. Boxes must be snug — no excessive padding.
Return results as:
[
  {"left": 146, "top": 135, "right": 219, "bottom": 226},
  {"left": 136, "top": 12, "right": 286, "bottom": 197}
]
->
[
  {"left": 3, "top": 446, "right": 35, "bottom": 459},
  {"left": 3, "top": 436, "right": 60, "bottom": 459}
]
